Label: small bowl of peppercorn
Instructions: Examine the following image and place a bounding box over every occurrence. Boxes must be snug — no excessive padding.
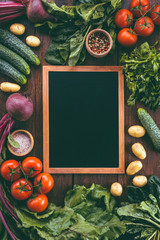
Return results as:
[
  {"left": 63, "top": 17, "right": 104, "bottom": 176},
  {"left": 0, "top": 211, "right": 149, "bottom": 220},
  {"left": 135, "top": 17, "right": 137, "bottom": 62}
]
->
[{"left": 86, "top": 29, "right": 113, "bottom": 58}]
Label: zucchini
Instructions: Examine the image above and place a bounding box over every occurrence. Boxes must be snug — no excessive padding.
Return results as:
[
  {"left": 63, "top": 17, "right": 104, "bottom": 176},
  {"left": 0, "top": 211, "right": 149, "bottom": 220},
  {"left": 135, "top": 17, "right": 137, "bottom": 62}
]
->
[
  {"left": 0, "top": 59, "right": 27, "bottom": 85},
  {"left": 0, "top": 44, "right": 30, "bottom": 75},
  {"left": 138, "top": 108, "right": 160, "bottom": 151},
  {"left": 0, "top": 28, "right": 40, "bottom": 66}
]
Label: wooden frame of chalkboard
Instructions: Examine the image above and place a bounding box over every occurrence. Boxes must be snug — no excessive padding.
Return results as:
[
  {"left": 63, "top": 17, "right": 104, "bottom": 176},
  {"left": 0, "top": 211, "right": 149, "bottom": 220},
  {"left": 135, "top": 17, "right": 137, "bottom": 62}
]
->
[{"left": 43, "top": 66, "right": 124, "bottom": 174}]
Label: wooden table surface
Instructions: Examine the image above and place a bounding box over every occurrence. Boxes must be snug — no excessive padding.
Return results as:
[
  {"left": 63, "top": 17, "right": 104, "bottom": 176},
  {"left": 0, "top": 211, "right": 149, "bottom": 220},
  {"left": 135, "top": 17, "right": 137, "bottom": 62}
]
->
[{"left": 0, "top": 0, "right": 160, "bottom": 206}]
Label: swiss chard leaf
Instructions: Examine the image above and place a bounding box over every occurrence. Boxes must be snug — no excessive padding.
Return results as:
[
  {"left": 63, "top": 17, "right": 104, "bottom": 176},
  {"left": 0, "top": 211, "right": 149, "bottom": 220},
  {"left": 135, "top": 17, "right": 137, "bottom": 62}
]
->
[
  {"left": 148, "top": 176, "right": 160, "bottom": 208},
  {"left": 127, "top": 185, "right": 148, "bottom": 203},
  {"left": 68, "top": 26, "right": 91, "bottom": 66}
]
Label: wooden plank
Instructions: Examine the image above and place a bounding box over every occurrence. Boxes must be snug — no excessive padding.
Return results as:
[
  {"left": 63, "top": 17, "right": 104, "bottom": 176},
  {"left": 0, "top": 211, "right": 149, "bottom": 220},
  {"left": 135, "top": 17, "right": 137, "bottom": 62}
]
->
[{"left": 0, "top": 0, "right": 159, "bottom": 207}]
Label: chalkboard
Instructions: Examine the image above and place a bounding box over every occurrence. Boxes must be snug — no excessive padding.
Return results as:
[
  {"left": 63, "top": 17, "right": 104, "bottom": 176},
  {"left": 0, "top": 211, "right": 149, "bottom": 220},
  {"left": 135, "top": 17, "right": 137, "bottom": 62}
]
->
[{"left": 43, "top": 66, "right": 124, "bottom": 174}]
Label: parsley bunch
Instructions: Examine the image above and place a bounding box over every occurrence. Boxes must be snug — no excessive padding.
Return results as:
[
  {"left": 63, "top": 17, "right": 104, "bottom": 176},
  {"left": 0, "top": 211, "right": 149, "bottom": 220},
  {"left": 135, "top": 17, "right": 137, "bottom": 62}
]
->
[{"left": 121, "top": 42, "right": 160, "bottom": 111}]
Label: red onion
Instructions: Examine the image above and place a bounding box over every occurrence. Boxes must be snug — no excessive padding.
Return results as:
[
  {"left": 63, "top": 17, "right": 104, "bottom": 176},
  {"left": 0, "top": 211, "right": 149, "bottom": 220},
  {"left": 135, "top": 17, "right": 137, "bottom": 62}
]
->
[{"left": 0, "top": 93, "right": 33, "bottom": 154}]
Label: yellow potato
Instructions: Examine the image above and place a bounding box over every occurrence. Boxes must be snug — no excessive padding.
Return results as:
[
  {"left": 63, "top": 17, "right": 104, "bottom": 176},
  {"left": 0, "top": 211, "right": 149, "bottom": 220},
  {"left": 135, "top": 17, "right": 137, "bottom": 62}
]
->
[
  {"left": 128, "top": 125, "right": 145, "bottom": 138},
  {"left": 10, "top": 23, "right": 25, "bottom": 35},
  {"left": 132, "top": 175, "right": 147, "bottom": 187},
  {"left": 126, "top": 161, "right": 143, "bottom": 175},
  {"left": 26, "top": 36, "right": 41, "bottom": 47},
  {"left": 0, "top": 82, "right": 21, "bottom": 92},
  {"left": 132, "top": 143, "right": 146, "bottom": 160},
  {"left": 110, "top": 182, "right": 123, "bottom": 197}
]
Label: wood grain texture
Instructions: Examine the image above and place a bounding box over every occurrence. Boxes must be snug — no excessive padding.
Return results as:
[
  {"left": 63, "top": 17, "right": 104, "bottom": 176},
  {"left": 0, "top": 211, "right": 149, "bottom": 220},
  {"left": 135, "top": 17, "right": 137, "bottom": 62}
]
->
[{"left": 0, "top": 0, "right": 159, "bottom": 205}]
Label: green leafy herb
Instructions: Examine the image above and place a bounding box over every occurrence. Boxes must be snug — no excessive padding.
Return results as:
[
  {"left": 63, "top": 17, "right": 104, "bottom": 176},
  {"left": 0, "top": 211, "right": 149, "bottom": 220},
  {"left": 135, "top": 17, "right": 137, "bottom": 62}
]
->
[
  {"left": 7, "top": 134, "right": 20, "bottom": 149},
  {"left": 121, "top": 41, "right": 160, "bottom": 111},
  {"left": 37, "top": 0, "right": 121, "bottom": 66}
]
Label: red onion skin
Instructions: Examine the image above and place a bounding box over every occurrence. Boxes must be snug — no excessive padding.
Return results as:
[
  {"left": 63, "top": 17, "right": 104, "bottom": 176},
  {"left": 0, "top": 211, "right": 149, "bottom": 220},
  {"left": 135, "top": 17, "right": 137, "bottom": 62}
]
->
[
  {"left": 27, "top": 0, "right": 55, "bottom": 23},
  {"left": 6, "top": 93, "right": 33, "bottom": 122}
]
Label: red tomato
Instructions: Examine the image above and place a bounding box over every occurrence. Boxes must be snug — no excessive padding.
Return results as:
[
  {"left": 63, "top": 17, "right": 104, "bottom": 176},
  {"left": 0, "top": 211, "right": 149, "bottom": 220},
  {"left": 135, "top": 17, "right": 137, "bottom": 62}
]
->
[
  {"left": 115, "top": 9, "right": 133, "bottom": 28},
  {"left": 0, "top": 160, "right": 21, "bottom": 181},
  {"left": 118, "top": 28, "right": 138, "bottom": 47},
  {"left": 27, "top": 194, "right": 48, "bottom": 213},
  {"left": 135, "top": 17, "right": 154, "bottom": 37},
  {"left": 34, "top": 173, "right": 54, "bottom": 194},
  {"left": 22, "top": 157, "right": 42, "bottom": 178},
  {"left": 151, "top": 5, "right": 160, "bottom": 26},
  {"left": 129, "top": 0, "right": 150, "bottom": 17},
  {"left": 11, "top": 178, "right": 33, "bottom": 200}
]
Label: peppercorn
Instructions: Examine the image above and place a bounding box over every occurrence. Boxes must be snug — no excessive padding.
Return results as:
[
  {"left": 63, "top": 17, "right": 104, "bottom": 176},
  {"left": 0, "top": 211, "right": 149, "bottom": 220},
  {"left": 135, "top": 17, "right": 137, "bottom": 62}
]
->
[{"left": 88, "top": 32, "right": 110, "bottom": 54}]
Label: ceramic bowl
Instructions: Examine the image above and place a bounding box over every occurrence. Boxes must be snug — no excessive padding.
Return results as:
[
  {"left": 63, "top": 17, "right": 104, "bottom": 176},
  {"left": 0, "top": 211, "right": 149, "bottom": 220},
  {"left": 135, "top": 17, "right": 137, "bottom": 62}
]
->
[
  {"left": 7, "top": 129, "right": 34, "bottom": 157},
  {"left": 86, "top": 29, "right": 113, "bottom": 58}
]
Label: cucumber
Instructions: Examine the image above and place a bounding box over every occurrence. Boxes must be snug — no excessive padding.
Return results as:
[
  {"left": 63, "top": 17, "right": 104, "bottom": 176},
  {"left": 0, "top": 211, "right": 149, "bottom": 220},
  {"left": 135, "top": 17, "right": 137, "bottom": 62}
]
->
[
  {"left": 0, "top": 59, "right": 27, "bottom": 85},
  {"left": 0, "top": 28, "right": 40, "bottom": 66},
  {"left": 0, "top": 44, "right": 30, "bottom": 75},
  {"left": 138, "top": 108, "right": 160, "bottom": 151}
]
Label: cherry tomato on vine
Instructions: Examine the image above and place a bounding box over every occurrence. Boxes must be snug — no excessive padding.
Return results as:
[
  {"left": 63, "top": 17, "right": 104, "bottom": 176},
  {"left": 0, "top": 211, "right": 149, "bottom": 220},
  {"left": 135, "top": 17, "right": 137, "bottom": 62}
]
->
[
  {"left": 135, "top": 17, "right": 154, "bottom": 37},
  {"left": 118, "top": 28, "right": 138, "bottom": 47},
  {"left": 129, "top": 0, "right": 150, "bottom": 17},
  {"left": 27, "top": 194, "right": 48, "bottom": 213},
  {"left": 151, "top": 5, "right": 160, "bottom": 26},
  {"left": 11, "top": 178, "right": 33, "bottom": 200},
  {"left": 34, "top": 173, "right": 54, "bottom": 194},
  {"left": 22, "top": 157, "right": 42, "bottom": 178},
  {"left": 0, "top": 160, "right": 21, "bottom": 181},
  {"left": 115, "top": 9, "right": 133, "bottom": 28}
]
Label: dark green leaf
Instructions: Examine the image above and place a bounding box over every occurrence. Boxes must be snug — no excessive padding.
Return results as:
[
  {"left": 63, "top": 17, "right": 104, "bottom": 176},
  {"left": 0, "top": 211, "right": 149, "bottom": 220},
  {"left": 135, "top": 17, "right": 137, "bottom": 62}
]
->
[
  {"left": 148, "top": 176, "right": 160, "bottom": 207},
  {"left": 68, "top": 26, "right": 91, "bottom": 66},
  {"left": 1, "top": 146, "right": 7, "bottom": 161},
  {"left": 45, "top": 41, "right": 69, "bottom": 65},
  {"left": 127, "top": 186, "right": 148, "bottom": 203}
]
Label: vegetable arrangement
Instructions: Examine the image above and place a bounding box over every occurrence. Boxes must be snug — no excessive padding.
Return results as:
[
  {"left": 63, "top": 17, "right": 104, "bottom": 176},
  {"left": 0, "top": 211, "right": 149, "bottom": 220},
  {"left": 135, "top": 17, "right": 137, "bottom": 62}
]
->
[
  {"left": 115, "top": 0, "right": 160, "bottom": 47},
  {"left": 0, "top": 155, "right": 54, "bottom": 240},
  {"left": 0, "top": 0, "right": 55, "bottom": 24},
  {"left": 0, "top": 93, "right": 33, "bottom": 154},
  {"left": 118, "top": 175, "right": 160, "bottom": 240},
  {"left": 0, "top": 28, "right": 40, "bottom": 86},
  {"left": 121, "top": 41, "right": 160, "bottom": 110},
  {"left": 0, "top": 0, "right": 160, "bottom": 239},
  {"left": 0, "top": 156, "right": 53, "bottom": 207},
  {"left": 36, "top": 0, "right": 121, "bottom": 66},
  {"left": 0, "top": 182, "right": 125, "bottom": 240}
]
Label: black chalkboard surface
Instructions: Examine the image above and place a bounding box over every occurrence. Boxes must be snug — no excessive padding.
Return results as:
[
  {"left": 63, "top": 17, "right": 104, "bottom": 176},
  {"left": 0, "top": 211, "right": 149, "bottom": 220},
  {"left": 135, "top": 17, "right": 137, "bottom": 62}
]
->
[{"left": 43, "top": 66, "right": 124, "bottom": 174}]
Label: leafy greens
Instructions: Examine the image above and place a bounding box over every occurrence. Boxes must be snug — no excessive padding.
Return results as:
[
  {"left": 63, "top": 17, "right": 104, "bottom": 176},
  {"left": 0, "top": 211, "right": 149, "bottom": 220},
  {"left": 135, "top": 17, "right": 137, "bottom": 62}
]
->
[
  {"left": 117, "top": 175, "right": 160, "bottom": 240},
  {"left": 37, "top": 0, "right": 121, "bottom": 66},
  {"left": 121, "top": 41, "right": 160, "bottom": 111},
  {"left": 0, "top": 184, "right": 125, "bottom": 240}
]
